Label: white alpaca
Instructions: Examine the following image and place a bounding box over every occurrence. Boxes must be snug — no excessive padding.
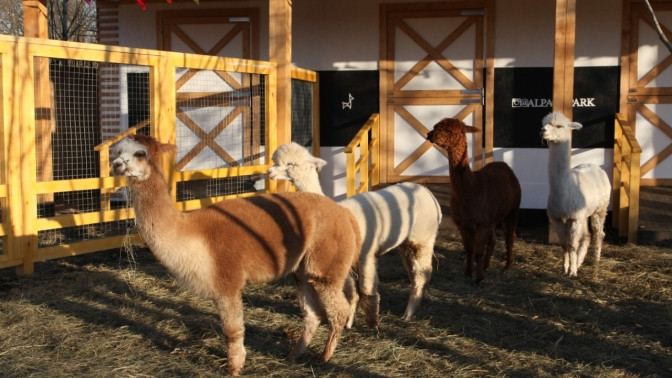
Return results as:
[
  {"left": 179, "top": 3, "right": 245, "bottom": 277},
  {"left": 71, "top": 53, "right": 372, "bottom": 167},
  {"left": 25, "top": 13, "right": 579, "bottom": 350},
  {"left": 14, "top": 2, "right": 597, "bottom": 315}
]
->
[
  {"left": 268, "top": 142, "right": 442, "bottom": 330},
  {"left": 111, "top": 135, "right": 362, "bottom": 376},
  {"left": 540, "top": 112, "right": 611, "bottom": 277}
]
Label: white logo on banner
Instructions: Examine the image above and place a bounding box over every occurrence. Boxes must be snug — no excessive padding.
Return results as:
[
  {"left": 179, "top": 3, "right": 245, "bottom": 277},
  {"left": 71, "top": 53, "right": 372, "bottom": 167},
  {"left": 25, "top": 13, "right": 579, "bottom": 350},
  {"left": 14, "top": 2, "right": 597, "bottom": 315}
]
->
[
  {"left": 342, "top": 93, "right": 354, "bottom": 109},
  {"left": 511, "top": 98, "right": 596, "bottom": 108}
]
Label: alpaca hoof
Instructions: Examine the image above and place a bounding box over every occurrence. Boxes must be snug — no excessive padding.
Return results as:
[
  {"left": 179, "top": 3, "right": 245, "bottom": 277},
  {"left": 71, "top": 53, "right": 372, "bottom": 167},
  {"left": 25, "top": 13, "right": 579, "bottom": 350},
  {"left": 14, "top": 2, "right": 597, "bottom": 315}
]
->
[
  {"left": 286, "top": 347, "right": 304, "bottom": 362},
  {"left": 285, "top": 353, "right": 298, "bottom": 363},
  {"left": 228, "top": 365, "right": 242, "bottom": 376}
]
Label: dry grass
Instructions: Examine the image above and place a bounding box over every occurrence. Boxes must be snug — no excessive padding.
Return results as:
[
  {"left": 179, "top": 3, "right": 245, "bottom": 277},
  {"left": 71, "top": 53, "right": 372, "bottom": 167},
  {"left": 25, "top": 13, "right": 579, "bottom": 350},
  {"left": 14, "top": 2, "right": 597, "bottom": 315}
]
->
[{"left": 1, "top": 214, "right": 671, "bottom": 377}]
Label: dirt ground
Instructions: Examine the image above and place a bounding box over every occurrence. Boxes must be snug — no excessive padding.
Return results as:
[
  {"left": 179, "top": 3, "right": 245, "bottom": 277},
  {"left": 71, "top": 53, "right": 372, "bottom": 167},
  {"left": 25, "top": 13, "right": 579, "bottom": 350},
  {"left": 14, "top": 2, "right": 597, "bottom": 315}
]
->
[{"left": 0, "top": 194, "right": 671, "bottom": 377}]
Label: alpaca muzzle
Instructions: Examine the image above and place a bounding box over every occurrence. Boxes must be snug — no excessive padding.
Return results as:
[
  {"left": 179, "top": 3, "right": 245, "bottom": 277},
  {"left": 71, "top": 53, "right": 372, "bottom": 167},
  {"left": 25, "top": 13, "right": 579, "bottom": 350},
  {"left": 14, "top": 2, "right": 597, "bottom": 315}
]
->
[{"left": 111, "top": 160, "right": 128, "bottom": 176}]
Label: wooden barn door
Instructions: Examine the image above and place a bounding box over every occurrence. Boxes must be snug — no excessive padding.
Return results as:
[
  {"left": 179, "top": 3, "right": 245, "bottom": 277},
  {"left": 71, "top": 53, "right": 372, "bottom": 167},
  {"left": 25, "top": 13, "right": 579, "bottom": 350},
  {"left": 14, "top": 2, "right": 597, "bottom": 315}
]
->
[
  {"left": 155, "top": 9, "right": 262, "bottom": 173},
  {"left": 380, "top": 2, "right": 489, "bottom": 183},
  {"left": 623, "top": 1, "right": 672, "bottom": 186}
]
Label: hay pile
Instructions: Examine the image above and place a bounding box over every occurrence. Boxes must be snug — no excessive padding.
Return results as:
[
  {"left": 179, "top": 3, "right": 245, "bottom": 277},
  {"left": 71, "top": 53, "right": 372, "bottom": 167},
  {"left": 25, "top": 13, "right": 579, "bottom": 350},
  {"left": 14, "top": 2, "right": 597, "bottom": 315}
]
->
[{"left": 0, "top": 215, "right": 671, "bottom": 377}]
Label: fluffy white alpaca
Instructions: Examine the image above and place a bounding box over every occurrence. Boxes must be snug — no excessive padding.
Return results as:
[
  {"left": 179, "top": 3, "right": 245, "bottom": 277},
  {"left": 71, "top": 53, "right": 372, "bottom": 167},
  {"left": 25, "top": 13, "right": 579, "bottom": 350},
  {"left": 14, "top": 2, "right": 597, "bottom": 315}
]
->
[
  {"left": 268, "top": 142, "right": 442, "bottom": 330},
  {"left": 540, "top": 112, "right": 611, "bottom": 277}
]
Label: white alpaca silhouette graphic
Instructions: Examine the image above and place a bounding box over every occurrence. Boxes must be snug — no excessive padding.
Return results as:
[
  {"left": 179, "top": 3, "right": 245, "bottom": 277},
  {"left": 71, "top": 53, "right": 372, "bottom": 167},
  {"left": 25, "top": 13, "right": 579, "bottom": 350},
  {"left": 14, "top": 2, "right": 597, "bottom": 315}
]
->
[{"left": 342, "top": 93, "right": 354, "bottom": 109}]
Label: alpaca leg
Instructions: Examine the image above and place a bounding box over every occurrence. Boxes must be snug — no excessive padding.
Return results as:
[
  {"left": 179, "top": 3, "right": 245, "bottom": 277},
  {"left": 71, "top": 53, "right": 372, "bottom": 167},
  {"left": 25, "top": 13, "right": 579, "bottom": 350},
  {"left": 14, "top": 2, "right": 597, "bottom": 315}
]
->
[
  {"left": 357, "top": 253, "right": 381, "bottom": 330},
  {"left": 503, "top": 210, "right": 518, "bottom": 268},
  {"left": 589, "top": 207, "right": 608, "bottom": 265},
  {"left": 215, "top": 295, "right": 247, "bottom": 376},
  {"left": 398, "top": 240, "right": 433, "bottom": 320},
  {"left": 343, "top": 274, "right": 359, "bottom": 329},
  {"left": 473, "top": 228, "right": 492, "bottom": 283},
  {"left": 483, "top": 229, "right": 496, "bottom": 271},
  {"left": 287, "top": 280, "right": 322, "bottom": 361},
  {"left": 309, "top": 279, "right": 350, "bottom": 362},
  {"left": 566, "top": 219, "right": 583, "bottom": 277},
  {"left": 576, "top": 223, "right": 591, "bottom": 271},
  {"left": 550, "top": 219, "right": 570, "bottom": 274},
  {"left": 459, "top": 227, "right": 475, "bottom": 278}
]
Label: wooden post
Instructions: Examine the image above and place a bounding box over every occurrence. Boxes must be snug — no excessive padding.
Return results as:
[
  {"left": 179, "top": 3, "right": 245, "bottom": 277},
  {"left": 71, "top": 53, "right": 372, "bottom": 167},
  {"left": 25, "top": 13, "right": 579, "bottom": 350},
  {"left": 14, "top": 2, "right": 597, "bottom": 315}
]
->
[
  {"left": 14, "top": 1, "right": 49, "bottom": 273},
  {"left": 549, "top": 0, "right": 577, "bottom": 243},
  {"left": 24, "top": 0, "right": 55, "bottom": 204},
  {"left": 552, "top": 0, "right": 576, "bottom": 117},
  {"left": 269, "top": 0, "right": 292, "bottom": 192},
  {"left": 484, "top": 0, "right": 496, "bottom": 164}
]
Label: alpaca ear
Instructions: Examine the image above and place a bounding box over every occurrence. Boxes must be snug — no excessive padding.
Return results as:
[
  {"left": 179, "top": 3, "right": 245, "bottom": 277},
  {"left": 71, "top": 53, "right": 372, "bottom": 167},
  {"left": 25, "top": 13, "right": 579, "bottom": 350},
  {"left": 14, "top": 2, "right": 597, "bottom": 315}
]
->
[
  {"left": 463, "top": 125, "right": 481, "bottom": 134},
  {"left": 306, "top": 155, "right": 327, "bottom": 169},
  {"left": 160, "top": 143, "right": 177, "bottom": 155},
  {"left": 569, "top": 122, "right": 583, "bottom": 131}
]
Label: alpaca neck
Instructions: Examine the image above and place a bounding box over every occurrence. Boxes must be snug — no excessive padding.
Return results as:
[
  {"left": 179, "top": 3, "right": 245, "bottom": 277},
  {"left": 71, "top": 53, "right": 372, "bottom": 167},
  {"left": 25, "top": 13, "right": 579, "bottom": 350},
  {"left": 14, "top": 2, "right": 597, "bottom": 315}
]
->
[
  {"left": 128, "top": 162, "right": 183, "bottom": 253},
  {"left": 293, "top": 170, "right": 325, "bottom": 195},
  {"left": 447, "top": 147, "right": 474, "bottom": 193},
  {"left": 547, "top": 140, "right": 573, "bottom": 190}
]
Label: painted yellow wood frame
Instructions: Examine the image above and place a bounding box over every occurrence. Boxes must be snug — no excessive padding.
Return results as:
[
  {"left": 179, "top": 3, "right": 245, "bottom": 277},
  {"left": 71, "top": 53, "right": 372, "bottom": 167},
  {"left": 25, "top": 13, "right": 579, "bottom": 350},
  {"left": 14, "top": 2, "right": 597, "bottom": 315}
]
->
[
  {"left": 612, "top": 113, "right": 642, "bottom": 244},
  {"left": 345, "top": 113, "right": 380, "bottom": 197},
  {"left": 0, "top": 34, "right": 287, "bottom": 273}
]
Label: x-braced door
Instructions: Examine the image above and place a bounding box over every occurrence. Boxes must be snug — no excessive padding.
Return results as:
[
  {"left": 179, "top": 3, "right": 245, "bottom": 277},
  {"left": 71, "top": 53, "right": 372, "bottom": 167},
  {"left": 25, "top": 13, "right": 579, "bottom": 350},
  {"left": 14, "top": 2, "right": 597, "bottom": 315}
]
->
[
  {"left": 623, "top": 1, "right": 672, "bottom": 186},
  {"left": 156, "top": 9, "right": 262, "bottom": 177},
  {"left": 381, "top": 3, "right": 487, "bottom": 183}
]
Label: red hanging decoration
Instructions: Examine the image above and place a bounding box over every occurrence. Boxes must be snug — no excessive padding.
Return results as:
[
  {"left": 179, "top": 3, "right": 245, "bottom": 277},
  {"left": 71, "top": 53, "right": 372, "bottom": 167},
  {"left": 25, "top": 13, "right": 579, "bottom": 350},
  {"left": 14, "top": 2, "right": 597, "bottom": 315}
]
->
[{"left": 135, "top": 0, "right": 146, "bottom": 10}]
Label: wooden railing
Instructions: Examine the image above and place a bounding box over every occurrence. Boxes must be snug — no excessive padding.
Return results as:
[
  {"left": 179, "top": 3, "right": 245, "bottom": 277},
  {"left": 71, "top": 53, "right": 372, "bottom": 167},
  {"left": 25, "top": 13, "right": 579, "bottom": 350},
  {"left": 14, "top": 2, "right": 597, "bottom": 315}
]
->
[
  {"left": 612, "top": 113, "right": 642, "bottom": 244},
  {"left": 344, "top": 113, "right": 380, "bottom": 197},
  {"left": 0, "top": 35, "right": 286, "bottom": 273}
]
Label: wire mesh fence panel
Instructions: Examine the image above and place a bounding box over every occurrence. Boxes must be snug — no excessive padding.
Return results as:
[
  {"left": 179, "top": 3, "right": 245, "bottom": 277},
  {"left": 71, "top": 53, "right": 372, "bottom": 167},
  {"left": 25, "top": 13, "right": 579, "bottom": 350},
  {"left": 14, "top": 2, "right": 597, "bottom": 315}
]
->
[
  {"left": 34, "top": 59, "right": 151, "bottom": 247},
  {"left": 174, "top": 68, "right": 266, "bottom": 201},
  {"left": 291, "top": 78, "right": 314, "bottom": 150},
  {"left": 0, "top": 36, "right": 284, "bottom": 271}
]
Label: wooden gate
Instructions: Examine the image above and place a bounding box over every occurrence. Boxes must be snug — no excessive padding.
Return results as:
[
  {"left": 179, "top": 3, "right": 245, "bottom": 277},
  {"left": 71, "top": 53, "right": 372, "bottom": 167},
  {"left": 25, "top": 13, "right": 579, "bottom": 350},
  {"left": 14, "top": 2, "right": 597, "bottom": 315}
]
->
[
  {"left": 157, "top": 9, "right": 263, "bottom": 193},
  {"left": 622, "top": 1, "right": 672, "bottom": 186},
  {"left": 380, "top": 2, "right": 492, "bottom": 183}
]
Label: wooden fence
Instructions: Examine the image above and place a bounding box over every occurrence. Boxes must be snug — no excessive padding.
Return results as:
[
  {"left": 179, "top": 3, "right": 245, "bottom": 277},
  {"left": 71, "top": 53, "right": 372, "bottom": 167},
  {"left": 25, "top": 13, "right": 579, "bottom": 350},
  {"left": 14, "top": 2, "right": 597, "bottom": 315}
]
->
[
  {"left": 345, "top": 113, "right": 380, "bottom": 197},
  {"left": 0, "top": 35, "right": 315, "bottom": 273},
  {"left": 612, "top": 113, "right": 642, "bottom": 244}
]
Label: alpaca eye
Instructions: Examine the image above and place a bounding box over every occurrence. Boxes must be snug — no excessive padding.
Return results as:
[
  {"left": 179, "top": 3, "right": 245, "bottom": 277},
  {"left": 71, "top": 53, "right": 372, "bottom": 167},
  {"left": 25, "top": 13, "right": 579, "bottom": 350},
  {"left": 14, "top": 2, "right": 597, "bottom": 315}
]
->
[{"left": 134, "top": 151, "right": 147, "bottom": 159}]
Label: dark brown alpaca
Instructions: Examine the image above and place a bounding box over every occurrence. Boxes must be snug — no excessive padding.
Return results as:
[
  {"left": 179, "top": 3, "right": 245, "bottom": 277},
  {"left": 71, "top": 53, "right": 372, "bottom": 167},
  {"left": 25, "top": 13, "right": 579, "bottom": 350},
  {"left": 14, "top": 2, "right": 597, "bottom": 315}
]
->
[{"left": 427, "top": 118, "right": 522, "bottom": 283}]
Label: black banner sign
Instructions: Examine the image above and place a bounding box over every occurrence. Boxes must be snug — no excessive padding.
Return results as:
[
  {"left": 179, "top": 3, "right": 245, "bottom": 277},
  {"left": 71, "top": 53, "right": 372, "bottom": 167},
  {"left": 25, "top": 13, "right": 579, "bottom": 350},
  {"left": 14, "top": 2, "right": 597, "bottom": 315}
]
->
[{"left": 493, "top": 66, "right": 619, "bottom": 148}]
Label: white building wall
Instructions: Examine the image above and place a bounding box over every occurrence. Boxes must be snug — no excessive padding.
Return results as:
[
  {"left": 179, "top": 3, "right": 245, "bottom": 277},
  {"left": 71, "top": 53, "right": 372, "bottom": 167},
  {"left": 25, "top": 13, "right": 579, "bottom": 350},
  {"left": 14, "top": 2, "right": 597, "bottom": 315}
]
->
[{"left": 113, "top": 0, "right": 624, "bottom": 208}]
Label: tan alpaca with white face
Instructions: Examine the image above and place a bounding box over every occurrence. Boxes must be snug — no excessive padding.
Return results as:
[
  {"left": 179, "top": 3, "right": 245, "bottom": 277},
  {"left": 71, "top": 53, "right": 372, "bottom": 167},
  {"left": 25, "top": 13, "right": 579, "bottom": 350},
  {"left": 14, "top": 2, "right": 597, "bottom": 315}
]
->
[{"left": 111, "top": 134, "right": 362, "bottom": 376}]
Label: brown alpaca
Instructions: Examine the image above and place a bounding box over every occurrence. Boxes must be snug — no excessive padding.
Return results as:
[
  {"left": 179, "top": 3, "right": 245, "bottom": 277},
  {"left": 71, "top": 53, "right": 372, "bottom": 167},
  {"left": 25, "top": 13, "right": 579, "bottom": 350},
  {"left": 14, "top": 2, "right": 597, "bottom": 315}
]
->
[
  {"left": 111, "top": 134, "right": 361, "bottom": 376},
  {"left": 427, "top": 118, "right": 521, "bottom": 283}
]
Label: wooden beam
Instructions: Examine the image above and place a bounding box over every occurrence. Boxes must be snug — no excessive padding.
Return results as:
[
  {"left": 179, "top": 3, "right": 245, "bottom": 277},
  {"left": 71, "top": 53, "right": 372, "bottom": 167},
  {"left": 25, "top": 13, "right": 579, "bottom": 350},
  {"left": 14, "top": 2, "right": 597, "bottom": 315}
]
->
[
  {"left": 24, "top": 0, "right": 54, "bottom": 205},
  {"left": 552, "top": 0, "right": 576, "bottom": 117},
  {"left": 269, "top": 0, "right": 292, "bottom": 191},
  {"left": 549, "top": 0, "right": 576, "bottom": 244},
  {"left": 484, "top": 0, "right": 496, "bottom": 164},
  {"left": 23, "top": 0, "right": 48, "bottom": 38}
]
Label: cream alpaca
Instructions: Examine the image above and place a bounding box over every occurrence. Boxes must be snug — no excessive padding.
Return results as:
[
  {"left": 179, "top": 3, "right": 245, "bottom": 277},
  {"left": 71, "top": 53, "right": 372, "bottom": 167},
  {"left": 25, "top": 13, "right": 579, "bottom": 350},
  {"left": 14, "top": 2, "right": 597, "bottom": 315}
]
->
[
  {"left": 540, "top": 112, "right": 610, "bottom": 277},
  {"left": 111, "top": 134, "right": 361, "bottom": 376},
  {"left": 268, "top": 142, "right": 441, "bottom": 330}
]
